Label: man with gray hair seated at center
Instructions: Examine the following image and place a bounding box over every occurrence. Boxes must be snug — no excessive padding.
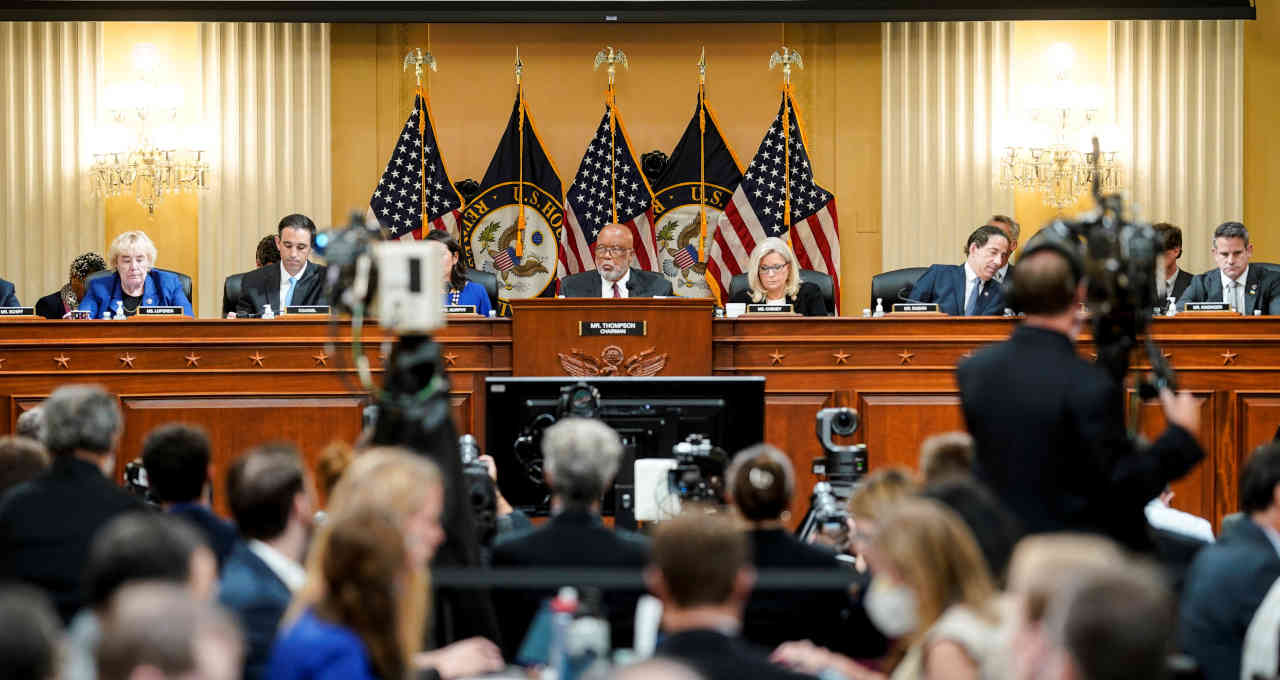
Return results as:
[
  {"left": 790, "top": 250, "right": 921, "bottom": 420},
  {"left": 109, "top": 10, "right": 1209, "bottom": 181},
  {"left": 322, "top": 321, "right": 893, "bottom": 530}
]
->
[{"left": 491, "top": 417, "right": 650, "bottom": 659}]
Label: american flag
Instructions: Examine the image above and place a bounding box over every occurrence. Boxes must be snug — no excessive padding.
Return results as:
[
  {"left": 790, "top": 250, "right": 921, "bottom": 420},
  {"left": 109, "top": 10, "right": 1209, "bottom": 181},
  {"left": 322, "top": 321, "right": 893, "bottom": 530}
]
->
[
  {"left": 370, "top": 93, "right": 462, "bottom": 241},
  {"left": 706, "top": 91, "right": 840, "bottom": 309},
  {"left": 560, "top": 105, "right": 659, "bottom": 276}
]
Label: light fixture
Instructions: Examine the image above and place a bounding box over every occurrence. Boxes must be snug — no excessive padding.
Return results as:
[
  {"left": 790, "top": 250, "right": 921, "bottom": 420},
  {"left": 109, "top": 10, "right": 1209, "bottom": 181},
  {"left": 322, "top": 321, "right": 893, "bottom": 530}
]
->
[
  {"left": 90, "top": 43, "right": 210, "bottom": 216},
  {"left": 998, "top": 43, "right": 1122, "bottom": 210}
]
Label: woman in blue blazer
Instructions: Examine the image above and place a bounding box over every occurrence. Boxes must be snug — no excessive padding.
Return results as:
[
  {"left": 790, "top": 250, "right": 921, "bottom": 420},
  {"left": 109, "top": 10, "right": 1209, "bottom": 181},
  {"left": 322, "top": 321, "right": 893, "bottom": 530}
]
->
[
  {"left": 78, "top": 230, "right": 193, "bottom": 317},
  {"left": 424, "top": 229, "right": 492, "bottom": 317}
]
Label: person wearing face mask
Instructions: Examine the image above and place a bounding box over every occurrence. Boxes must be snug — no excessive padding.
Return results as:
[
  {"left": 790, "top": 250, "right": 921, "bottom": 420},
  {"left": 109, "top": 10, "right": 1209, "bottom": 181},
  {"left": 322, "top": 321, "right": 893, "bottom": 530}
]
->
[
  {"left": 774, "top": 498, "right": 1002, "bottom": 680},
  {"left": 79, "top": 230, "right": 192, "bottom": 317},
  {"left": 559, "top": 223, "right": 675, "bottom": 297},
  {"left": 907, "top": 226, "right": 1010, "bottom": 316},
  {"left": 727, "top": 237, "right": 828, "bottom": 315},
  {"left": 423, "top": 230, "right": 492, "bottom": 316},
  {"left": 35, "top": 252, "right": 106, "bottom": 319}
]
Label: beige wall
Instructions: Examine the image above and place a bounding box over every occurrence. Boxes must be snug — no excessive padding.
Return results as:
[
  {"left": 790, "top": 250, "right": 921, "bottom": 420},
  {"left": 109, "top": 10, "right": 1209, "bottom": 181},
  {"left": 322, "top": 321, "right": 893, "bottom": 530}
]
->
[
  {"left": 331, "top": 23, "right": 881, "bottom": 312},
  {"left": 1246, "top": 1, "right": 1280, "bottom": 263}
]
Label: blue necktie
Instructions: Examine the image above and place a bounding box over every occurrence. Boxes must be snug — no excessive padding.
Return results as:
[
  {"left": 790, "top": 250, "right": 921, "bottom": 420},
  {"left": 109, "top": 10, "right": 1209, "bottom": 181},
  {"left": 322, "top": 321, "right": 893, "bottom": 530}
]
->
[
  {"left": 283, "top": 276, "right": 296, "bottom": 308},
  {"left": 965, "top": 279, "right": 982, "bottom": 316}
]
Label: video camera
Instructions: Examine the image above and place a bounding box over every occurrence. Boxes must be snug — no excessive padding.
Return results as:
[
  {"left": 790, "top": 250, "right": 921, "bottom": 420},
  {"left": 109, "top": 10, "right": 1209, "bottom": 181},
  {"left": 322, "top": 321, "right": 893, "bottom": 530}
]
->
[
  {"left": 667, "top": 434, "right": 729, "bottom": 504},
  {"left": 798, "top": 407, "right": 867, "bottom": 547}
]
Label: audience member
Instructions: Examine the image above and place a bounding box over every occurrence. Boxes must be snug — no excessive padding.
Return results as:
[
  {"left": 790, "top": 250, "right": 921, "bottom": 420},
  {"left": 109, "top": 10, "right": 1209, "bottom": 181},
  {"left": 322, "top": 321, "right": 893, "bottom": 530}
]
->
[
  {"left": 0, "top": 384, "right": 145, "bottom": 621},
  {"left": 775, "top": 498, "right": 1002, "bottom": 680},
  {"left": 649, "top": 510, "right": 814, "bottom": 680},
  {"left": 847, "top": 467, "right": 918, "bottom": 570},
  {"left": 726, "top": 444, "right": 887, "bottom": 660},
  {"left": 917, "top": 431, "right": 975, "bottom": 485},
  {"left": 920, "top": 477, "right": 1023, "bottom": 587},
  {"left": 0, "top": 585, "right": 62, "bottom": 680},
  {"left": 1180, "top": 442, "right": 1280, "bottom": 680},
  {"left": 97, "top": 582, "right": 243, "bottom": 680},
  {"left": 613, "top": 658, "right": 706, "bottom": 680},
  {"left": 141, "top": 424, "right": 237, "bottom": 566},
  {"left": 1034, "top": 561, "right": 1175, "bottom": 680},
  {"left": 65, "top": 513, "right": 217, "bottom": 680},
  {"left": 492, "top": 418, "right": 649, "bottom": 658},
  {"left": 1146, "top": 486, "right": 1214, "bottom": 544},
  {"left": 15, "top": 405, "right": 44, "bottom": 440},
  {"left": 0, "top": 435, "right": 50, "bottom": 496},
  {"left": 314, "top": 440, "right": 355, "bottom": 506},
  {"left": 220, "top": 445, "right": 315, "bottom": 680}
]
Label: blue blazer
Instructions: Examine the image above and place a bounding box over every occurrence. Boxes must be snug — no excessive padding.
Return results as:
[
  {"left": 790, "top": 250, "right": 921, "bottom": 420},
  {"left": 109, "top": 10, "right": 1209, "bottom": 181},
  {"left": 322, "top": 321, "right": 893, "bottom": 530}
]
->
[
  {"left": 220, "top": 542, "right": 293, "bottom": 680},
  {"left": 910, "top": 264, "right": 1006, "bottom": 316},
  {"left": 79, "top": 270, "right": 192, "bottom": 318},
  {"left": 0, "top": 278, "right": 18, "bottom": 307},
  {"left": 267, "top": 609, "right": 378, "bottom": 680},
  {"left": 449, "top": 280, "right": 492, "bottom": 317}
]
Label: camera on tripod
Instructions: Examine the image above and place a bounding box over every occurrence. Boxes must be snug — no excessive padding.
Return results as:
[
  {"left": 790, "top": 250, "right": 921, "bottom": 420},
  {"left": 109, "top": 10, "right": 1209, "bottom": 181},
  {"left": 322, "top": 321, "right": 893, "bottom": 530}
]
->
[{"left": 798, "top": 407, "right": 868, "bottom": 546}]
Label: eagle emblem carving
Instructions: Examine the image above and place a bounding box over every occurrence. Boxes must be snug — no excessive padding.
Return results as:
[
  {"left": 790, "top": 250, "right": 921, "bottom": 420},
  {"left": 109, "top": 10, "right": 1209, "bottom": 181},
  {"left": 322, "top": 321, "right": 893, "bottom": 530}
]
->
[{"left": 557, "top": 345, "right": 668, "bottom": 377}]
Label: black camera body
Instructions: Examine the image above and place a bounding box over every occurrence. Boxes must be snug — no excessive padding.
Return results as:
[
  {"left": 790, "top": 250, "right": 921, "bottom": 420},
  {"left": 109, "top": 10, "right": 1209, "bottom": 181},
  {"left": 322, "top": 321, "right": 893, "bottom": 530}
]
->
[
  {"left": 668, "top": 434, "right": 728, "bottom": 504},
  {"left": 812, "top": 407, "right": 867, "bottom": 484}
]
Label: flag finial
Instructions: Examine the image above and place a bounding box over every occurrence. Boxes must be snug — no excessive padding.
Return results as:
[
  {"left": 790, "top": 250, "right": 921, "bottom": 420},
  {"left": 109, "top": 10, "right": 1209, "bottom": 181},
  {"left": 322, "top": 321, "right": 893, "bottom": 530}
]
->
[
  {"left": 697, "top": 46, "right": 707, "bottom": 86},
  {"left": 593, "top": 45, "right": 629, "bottom": 86},
  {"left": 514, "top": 46, "right": 525, "bottom": 86},
  {"left": 768, "top": 45, "right": 803, "bottom": 85},
  {"left": 402, "top": 48, "right": 437, "bottom": 86}
]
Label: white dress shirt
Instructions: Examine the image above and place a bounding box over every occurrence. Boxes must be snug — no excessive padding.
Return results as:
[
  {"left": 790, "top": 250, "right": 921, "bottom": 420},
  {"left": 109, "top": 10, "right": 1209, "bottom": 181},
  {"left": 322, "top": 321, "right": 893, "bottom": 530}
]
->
[
  {"left": 248, "top": 539, "right": 307, "bottom": 592},
  {"left": 995, "top": 262, "right": 1009, "bottom": 283},
  {"left": 963, "top": 262, "right": 982, "bottom": 314},
  {"left": 1220, "top": 265, "right": 1249, "bottom": 313},
  {"left": 279, "top": 260, "right": 308, "bottom": 310},
  {"left": 601, "top": 268, "right": 631, "bottom": 298},
  {"left": 1157, "top": 267, "right": 1180, "bottom": 299}
]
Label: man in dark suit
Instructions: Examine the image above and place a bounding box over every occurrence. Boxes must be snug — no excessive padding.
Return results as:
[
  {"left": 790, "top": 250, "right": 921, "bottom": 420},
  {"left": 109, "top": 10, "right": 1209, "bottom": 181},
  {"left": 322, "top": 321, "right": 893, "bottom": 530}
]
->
[
  {"left": 0, "top": 277, "right": 19, "bottom": 307},
  {"left": 987, "top": 214, "right": 1020, "bottom": 285},
  {"left": 957, "top": 240, "right": 1204, "bottom": 552},
  {"left": 1177, "top": 221, "right": 1280, "bottom": 314},
  {"left": 492, "top": 418, "right": 649, "bottom": 658},
  {"left": 234, "top": 214, "right": 329, "bottom": 317},
  {"left": 1153, "top": 222, "right": 1193, "bottom": 303},
  {"left": 219, "top": 446, "right": 314, "bottom": 680},
  {"left": 908, "top": 225, "right": 1010, "bottom": 316},
  {"left": 141, "top": 423, "right": 237, "bottom": 567},
  {"left": 650, "top": 512, "right": 814, "bottom": 680},
  {"left": 1180, "top": 442, "right": 1280, "bottom": 680},
  {"left": 559, "top": 223, "right": 674, "bottom": 297},
  {"left": 0, "top": 385, "right": 145, "bottom": 622}
]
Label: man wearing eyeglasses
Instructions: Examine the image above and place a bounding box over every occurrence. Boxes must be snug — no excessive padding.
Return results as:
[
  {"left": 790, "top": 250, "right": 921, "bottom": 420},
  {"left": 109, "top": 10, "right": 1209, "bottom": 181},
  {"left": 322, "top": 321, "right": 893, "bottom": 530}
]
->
[{"left": 559, "top": 224, "right": 675, "bottom": 298}]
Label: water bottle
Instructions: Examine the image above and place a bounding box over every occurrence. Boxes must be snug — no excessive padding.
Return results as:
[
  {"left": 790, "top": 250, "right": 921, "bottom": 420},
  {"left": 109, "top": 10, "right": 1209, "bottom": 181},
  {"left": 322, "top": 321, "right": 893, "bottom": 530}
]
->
[
  {"left": 114, "top": 300, "right": 125, "bottom": 319},
  {"left": 262, "top": 304, "right": 275, "bottom": 320},
  {"left": 1165, "top": 297, "right": 1178, "bottom": 317},
  {"left": 873, "top": 297, "right": 885, "bottom": 317},
  {"left": 547, "top": 587, "right": 579, "bottom": 679}
]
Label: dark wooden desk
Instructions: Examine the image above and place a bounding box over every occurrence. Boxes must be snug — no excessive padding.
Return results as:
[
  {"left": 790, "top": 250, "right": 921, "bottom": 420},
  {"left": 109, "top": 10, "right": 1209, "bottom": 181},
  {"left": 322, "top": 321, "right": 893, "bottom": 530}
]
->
[{"left": 2, "top": 314, "right": 1276, "bottom": 527}]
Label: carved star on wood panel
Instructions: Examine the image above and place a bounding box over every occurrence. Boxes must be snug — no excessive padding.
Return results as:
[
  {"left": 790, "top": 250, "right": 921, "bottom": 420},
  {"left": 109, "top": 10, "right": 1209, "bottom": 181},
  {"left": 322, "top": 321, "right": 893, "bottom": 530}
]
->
[
  {"left": 184, "top": 353, "right": 201, "bottom": 368},
  {"left": 118, "top": 353, "right": 136, "bottom": 368},
  {"left": 0, "top": 357, "right": 6, "bottom": 369},
  {"left": 443, "top": 352, "right": 458, "bottom": 367},
  {"left": 832, "top": 350, "right": 850, "bottom": 365},
  {"left": 248, "top": 351, "right": 266, "bottom": 367},
  {"left": 53, "top": 353, "right": 71, "bottom": 369},
  {"left": 312, "top": 352, "right": 329, "bottom": 367},
  {"left": 769, "top": 350, "right": 785, "bottom": 366},
  {"left": 1222, "top": 350, "right": 1239, "bottom": 366},
  {"left": 897, "top": 349, "right": 915, "bottom": 365}
]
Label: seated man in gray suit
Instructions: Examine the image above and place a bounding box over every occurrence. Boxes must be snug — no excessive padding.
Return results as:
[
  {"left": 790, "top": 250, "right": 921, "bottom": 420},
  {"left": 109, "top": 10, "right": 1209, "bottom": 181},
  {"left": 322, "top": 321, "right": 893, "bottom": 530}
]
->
[
  {"left": 559, "top": 224, "right": 674, "bottom": 298},
  {"left": 1177, "top": 221, "right": 1280, "bottom": 315}
]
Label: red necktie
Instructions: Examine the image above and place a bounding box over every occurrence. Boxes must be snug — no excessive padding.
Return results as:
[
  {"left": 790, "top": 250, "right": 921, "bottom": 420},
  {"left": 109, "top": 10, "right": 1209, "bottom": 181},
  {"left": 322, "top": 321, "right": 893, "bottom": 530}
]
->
[{"left": 612, "top": 282, "right": 622, "bottom": 298}]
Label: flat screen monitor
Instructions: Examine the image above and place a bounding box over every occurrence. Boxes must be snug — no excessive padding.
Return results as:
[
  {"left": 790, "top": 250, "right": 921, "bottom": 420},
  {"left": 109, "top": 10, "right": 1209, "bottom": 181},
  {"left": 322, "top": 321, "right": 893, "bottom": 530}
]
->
[{"left": 484, "top": 376, "right": 765, "bottom": 515}]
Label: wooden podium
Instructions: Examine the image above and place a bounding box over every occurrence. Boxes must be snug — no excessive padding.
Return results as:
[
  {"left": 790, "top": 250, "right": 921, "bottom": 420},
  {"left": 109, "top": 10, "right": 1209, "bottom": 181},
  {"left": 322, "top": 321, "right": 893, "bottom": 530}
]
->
[{"left": 509, "top": 297, "right": 715, "bottom": 376}]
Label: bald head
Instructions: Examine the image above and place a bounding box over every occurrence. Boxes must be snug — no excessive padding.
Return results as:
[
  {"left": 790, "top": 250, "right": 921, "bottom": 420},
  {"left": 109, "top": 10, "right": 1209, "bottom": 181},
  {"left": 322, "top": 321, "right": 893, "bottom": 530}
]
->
[{"left": 595, "top": 224, "right": 634, "bottom": 282}]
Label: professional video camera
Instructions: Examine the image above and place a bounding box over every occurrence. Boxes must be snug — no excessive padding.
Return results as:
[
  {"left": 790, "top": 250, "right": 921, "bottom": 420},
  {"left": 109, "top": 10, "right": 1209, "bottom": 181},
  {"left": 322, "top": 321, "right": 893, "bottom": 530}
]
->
[
  {"left": 667, "top": 434, "right": 729, "bottom": 504},
  {"left": 122, "top": 458, "right": 159, "bottom": 507},
  {"left": 798, "top": 407, "right": 868, "bottom": 546},
  {"left": 1033, "top": 138, "right": 1176, "bottom": 397}
]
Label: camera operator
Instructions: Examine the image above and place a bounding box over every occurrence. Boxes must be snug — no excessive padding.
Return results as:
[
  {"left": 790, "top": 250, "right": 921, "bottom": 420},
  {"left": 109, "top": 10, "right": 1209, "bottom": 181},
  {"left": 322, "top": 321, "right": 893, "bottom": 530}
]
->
[
  {"left": 726, "top": 445, "right": 888, "bottom": 661},
  {"left": 956, "top": 240, "right": 1204, "bottom": 552}
]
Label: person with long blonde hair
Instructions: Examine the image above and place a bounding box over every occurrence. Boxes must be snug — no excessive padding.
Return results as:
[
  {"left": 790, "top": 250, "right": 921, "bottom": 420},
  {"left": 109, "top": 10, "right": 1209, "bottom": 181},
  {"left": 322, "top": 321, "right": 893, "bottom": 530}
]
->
[{"left": 728, "top": 237, "right": 829, "bottom": 316}]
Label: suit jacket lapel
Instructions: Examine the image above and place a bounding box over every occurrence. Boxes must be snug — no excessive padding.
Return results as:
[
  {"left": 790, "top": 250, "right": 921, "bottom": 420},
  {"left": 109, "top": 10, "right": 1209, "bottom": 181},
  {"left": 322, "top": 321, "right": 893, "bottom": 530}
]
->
[
  {"left": 266, "top": 265, "right": 282, "bottom": 310},
  {"left": 952, "top": 266, "right": 967, "bottom": 315},
  {"left": 1205, "top": 272, "right": 1223, "bottom": 303},
  {"left": 1245, "top": 268, "right": 1261, "bottom": 315},
  {"left": 292, "top": 263, "right": 322, "bottom": 305},
  {"left": 142, "top": 272, "right": 159, "bottom": 305}
]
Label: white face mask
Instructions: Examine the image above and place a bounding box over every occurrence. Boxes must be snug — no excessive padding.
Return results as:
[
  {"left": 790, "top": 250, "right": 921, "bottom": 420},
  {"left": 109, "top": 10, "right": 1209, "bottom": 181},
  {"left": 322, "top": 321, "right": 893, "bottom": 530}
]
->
[{"left": 865, "top": 577, "right": 920, "bottom": 638}]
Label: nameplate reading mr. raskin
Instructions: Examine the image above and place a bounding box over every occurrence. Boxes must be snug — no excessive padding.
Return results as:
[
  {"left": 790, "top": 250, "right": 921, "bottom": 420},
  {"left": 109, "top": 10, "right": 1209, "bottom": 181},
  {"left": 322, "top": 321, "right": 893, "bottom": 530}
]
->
[
  {"left": 747, "top": 303, "right": 794, "bottom": 314},
  {"left": 892, "top": 303, "right": 941, "bottom": 313},
  {"left": 138, "top": 306, "right": 183, "bottom": 316},
  {"left": 579, "top": 321, "right": 647, "bottom": 337},
  {"left": 0, "top": 307, "right": 35, "bottom": 316},
  {"left": 286, "top": 305, "right": 330, "bottom": 315},
  {"left": 1185, "top": 302, "right": 1232, "bottom": 312}
]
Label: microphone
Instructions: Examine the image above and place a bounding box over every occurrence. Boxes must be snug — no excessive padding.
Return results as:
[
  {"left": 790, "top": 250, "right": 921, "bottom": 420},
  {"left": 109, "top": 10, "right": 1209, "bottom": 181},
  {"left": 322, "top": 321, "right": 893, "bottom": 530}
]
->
[{"left": 896, "top": 285, "right": 929, "bottom": 305}]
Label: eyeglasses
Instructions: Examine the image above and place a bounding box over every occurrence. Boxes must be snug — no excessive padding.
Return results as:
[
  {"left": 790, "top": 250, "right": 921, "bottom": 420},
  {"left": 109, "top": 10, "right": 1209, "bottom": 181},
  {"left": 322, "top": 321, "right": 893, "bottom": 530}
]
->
[
  {"left": 759, "top": 262, "right": 790, "bottom": 275},
  {"left": 595, "top": 245, "right": 632, "bottom": 258}
]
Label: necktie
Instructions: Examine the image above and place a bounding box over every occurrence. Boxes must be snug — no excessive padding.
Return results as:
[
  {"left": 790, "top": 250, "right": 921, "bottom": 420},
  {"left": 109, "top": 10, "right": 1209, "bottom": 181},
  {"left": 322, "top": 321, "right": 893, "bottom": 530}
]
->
[
  {"left": 283, "top": 276, "right": 296, "bottom": 308},
  {"left": 965, "top": 279, "right": 982, "bottom": 316},
  {"left": 612, "top": 282, "right": 622, "bottom": 299}
]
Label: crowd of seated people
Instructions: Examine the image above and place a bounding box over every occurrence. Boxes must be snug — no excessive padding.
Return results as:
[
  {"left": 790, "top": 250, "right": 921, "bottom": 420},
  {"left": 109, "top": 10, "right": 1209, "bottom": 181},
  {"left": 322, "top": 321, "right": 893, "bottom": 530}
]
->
[{"left": 3, "top": 380, "right": 1280, "bottom": 680}]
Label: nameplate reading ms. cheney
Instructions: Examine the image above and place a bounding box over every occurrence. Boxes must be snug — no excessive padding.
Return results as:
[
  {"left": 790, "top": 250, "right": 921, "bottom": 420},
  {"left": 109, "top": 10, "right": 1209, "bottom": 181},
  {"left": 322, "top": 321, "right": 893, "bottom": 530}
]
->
[{"left": 579, "top": 321, "right": 647, "bottom": 337}]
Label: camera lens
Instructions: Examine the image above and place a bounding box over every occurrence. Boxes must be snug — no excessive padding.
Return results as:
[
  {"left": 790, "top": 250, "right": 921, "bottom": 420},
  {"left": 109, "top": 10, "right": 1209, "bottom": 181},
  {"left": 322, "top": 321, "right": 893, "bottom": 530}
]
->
[{"left": 832, "top": 409, "right": 857, "bottom": 436}]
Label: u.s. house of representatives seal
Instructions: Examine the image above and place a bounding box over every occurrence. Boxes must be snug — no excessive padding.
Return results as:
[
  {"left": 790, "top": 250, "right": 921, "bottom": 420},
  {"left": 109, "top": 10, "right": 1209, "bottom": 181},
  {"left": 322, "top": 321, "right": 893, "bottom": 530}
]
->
[
  {"left": 461, "top": 181, "right": 565, "bottom": 316},
  {"left": 652, "top": 182, "right": 732, "bottom": 298}
]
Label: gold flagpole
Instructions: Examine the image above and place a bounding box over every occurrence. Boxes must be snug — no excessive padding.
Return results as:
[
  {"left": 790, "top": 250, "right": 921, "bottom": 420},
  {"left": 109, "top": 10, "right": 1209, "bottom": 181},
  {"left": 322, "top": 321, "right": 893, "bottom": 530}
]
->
[
  {"left": 403, "top": 48, "right": 437, "bottom": 234},
  {"left": 514, "top": 47, "right": 526, "bottom": 258},
  {"left": 594, "top": 45, "right": 629, "bottom": 225},
  {"left": 769, "top": 46, "right": 803, "bottom": 234},
  {"left": 697, "top": 47, "right": 708, "bottom": 262}
]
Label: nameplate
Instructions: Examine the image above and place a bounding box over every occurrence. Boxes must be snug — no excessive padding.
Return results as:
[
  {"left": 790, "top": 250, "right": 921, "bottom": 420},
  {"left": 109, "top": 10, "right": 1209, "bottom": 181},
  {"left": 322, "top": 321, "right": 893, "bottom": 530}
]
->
[
  {"left": 444, "top": 305, "right": 477, "bottom": 315},
  {"left": 68, "top": 310, "right": 92, "bottom": 320},
  {"left": 286, "top": 305, "right": 330, "bottom": 315},
  {"left": 1185, "top": 302, "right": 1232, "bottom": 312},
  {"left": 137, "top": 306, "right": 183, "bottom": 316},
  {"left": 579, "top": 320, "right": 647, "bottom": 337},
  {"left": 746, "top": 303, "right": 794, "bottom": 314},
  {"left": 892, "top": 303, "right": 941, "bottom": 313},
  {"left": 0, "top": 307, "right": 35, "bottom": 316}
]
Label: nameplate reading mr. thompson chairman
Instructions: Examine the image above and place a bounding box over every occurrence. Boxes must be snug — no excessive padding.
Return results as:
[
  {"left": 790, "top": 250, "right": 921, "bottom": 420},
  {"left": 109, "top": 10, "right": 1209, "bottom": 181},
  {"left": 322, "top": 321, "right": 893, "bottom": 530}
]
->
[{"left": 579, "top": 320, "right": 647, "bottom": 337}]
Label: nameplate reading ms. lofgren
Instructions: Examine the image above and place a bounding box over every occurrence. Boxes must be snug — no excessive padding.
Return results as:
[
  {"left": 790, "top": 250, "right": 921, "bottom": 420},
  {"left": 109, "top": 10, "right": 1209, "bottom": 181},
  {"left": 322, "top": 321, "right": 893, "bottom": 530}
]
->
[
  {"left": 579, "top": 321, "right": 647, "bottom": 337},
  {"left": 138, "top": 306, "right": 183, "bottom": 316}
]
